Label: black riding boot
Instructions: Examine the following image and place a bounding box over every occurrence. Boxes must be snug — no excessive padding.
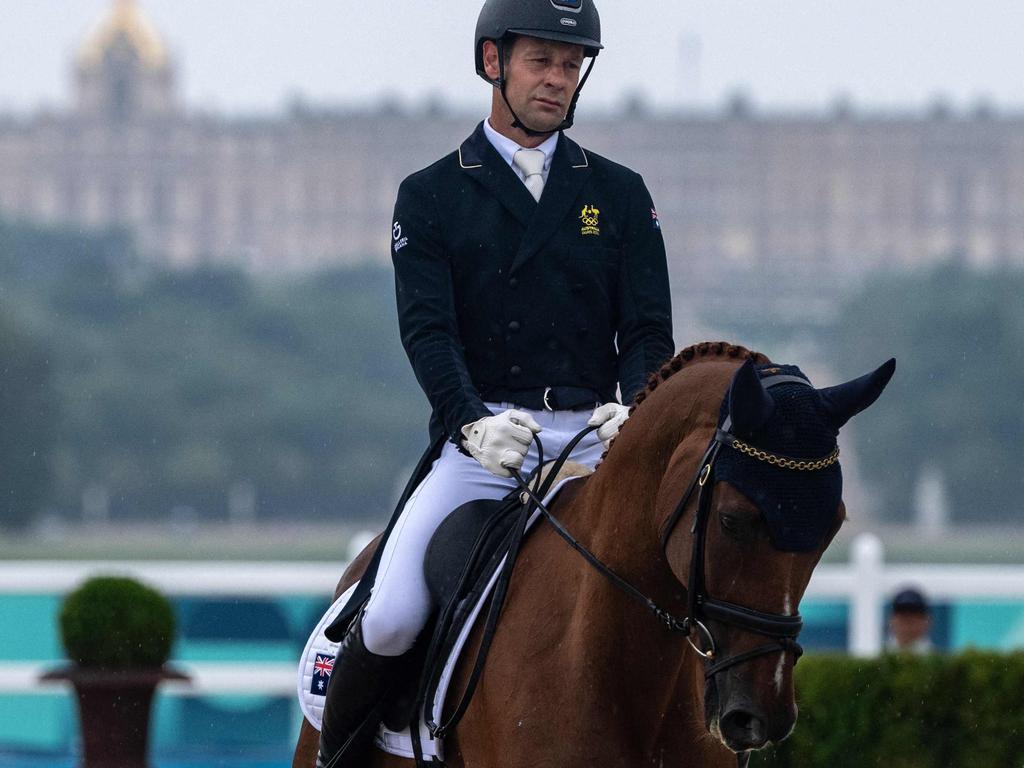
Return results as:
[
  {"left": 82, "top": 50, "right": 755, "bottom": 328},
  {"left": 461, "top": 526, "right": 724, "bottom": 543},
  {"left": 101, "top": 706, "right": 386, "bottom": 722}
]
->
[{"left": 316, "top": 613, "right": 403, "bottom": 768}]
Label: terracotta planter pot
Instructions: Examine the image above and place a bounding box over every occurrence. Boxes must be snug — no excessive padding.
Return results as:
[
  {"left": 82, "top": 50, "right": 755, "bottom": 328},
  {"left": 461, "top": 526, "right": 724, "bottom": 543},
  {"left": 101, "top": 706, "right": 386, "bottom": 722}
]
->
[{"left": 41, "top": 665, "right": 189, "bottom": 768}]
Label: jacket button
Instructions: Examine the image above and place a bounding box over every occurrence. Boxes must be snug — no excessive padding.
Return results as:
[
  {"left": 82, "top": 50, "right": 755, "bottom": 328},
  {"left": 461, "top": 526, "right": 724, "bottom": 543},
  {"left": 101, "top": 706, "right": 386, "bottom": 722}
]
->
[
  {"left": 510, "top": 365, "right": 522, "bottom": 377},
  {"left": 508, "top": 320, "right": 521, "bottom": 332},
  {"left": 509, "top": 277, "right": 519, "bottom": 289}
]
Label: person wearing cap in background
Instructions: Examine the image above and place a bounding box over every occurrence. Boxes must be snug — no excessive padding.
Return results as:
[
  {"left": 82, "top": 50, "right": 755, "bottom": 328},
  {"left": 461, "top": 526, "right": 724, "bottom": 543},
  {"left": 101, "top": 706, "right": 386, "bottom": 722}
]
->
[
  {"left": 315, "top": 1, "right": 674, "bottom": 764},
  {"left": 886, "top": 586, "right": 934, "bottom": 654}
]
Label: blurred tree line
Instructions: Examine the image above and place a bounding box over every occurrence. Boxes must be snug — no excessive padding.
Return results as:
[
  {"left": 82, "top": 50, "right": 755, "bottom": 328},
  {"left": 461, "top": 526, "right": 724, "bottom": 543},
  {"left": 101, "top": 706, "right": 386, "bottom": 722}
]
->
[
  {"left": 2, "top": 215, "right": 1021, "bottom": 530},
  {"left": 821, "top": 263, "right": 1024, "bottom": 525},
  {"left": 0, "top": 217, "right": 425, "bottom": 530},
  {"left": 715, "top": 262, "right": 1024, "bottom": 525}
]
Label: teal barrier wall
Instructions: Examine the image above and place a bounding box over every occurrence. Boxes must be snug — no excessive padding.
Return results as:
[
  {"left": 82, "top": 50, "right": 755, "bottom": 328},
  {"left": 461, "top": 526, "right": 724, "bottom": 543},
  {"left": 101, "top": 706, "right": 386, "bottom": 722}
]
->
[{"left": 1, "top": 593, "right": 1021, "bottom": 762}]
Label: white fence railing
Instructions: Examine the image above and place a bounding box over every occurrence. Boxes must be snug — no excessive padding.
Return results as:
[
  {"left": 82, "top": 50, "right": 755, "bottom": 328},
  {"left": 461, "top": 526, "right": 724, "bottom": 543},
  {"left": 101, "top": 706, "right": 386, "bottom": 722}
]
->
[
  {"left": 0, "top": 560, "right": 339, "bottom": 597},
  {"left": 3, "top": 533, "right": 1024, "bottom": 695},
  {"left": 0, "top": 560, "right": 338, "bottom": 696},
  {"left": 807, "top": 533, "right": 1024, "bottom": 656}
]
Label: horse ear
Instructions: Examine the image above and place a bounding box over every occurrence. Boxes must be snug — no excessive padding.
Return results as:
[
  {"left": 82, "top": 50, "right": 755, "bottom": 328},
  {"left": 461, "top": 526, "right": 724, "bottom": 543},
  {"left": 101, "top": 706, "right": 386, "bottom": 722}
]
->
[
  {"left": 728, "top": 358, "right": 775, "bottom": 435},
  {"left": 818, "top": 358, "right": 896, "bottom": 430}
]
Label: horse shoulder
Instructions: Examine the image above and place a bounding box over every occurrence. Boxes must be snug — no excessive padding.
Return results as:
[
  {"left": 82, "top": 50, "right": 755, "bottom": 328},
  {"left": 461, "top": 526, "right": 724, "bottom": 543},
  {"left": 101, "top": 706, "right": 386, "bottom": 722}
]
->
[
  {"left": 334, "top": 532, "right": 384, "bottom": 599},
  {"left": 447, "top": 479, "right": 595, "bottom": 764}
]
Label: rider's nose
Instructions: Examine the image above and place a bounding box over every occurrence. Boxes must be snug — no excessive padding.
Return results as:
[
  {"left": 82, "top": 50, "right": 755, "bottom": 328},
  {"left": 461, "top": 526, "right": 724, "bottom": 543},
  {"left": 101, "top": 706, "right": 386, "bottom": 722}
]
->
[{"left": 545, "top": 67, "right": 569, "bottom": 91}]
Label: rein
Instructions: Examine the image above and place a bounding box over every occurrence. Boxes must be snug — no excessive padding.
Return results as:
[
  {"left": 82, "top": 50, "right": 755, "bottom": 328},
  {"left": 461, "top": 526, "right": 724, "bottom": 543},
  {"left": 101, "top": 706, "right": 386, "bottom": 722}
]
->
[
  {"left": 513, "top": 373, "right": 840, "bottom": 682},
  {"left": 510, "top": 428, "right": 692, "bottom": 635},
  {"left": 511, "top": 426, "right": 804, "bottom": 682}
]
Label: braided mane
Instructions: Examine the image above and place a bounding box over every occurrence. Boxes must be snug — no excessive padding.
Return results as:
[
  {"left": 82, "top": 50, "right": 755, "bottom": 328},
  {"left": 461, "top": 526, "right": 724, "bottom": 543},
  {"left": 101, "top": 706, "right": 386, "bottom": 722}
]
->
[
  {"left": 593, "top": 342, "right": 770, "bottom": 463},
  {"left": 631, "top": 341, "right": 771, "bottom": 411},
  {"left": 597, "top": 342, "right": 771, "bottom": 463}
]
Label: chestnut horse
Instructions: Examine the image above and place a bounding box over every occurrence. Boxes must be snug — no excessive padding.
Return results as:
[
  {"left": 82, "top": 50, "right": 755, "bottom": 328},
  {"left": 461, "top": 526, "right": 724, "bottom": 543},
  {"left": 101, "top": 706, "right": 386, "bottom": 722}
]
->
[{"left": 294, "top": 342, "right": 894, "bottom": 767}]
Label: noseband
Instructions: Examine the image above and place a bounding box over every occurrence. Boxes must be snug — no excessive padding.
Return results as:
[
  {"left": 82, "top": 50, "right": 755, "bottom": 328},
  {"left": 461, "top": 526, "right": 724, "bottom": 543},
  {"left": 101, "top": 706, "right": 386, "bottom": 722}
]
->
[{"left": 514, "top": 374, "right": 839, "bottom": 682}]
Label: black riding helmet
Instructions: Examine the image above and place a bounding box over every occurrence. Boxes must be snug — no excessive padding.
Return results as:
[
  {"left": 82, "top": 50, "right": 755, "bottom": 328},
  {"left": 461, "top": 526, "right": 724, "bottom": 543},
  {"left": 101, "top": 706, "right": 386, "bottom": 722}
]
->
[{"left": 474, "top": 0, "right": 603, "bottom": 135}]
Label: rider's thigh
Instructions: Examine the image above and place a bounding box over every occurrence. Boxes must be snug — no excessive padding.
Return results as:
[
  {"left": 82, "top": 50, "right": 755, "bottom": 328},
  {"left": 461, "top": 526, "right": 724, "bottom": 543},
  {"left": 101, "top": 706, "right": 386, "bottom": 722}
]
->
[{"left": 362, "top": 441, "right": 513, "bottom": 656}]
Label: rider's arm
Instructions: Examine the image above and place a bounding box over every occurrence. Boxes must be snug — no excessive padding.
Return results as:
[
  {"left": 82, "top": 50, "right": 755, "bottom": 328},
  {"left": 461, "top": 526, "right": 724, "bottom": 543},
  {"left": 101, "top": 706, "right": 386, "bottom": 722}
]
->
[
  {"left": 615, "top": 173, "right": 675, "bottom": 403},
  {"left": 391, "top": 174, "right": 493, "bottom": 445}
]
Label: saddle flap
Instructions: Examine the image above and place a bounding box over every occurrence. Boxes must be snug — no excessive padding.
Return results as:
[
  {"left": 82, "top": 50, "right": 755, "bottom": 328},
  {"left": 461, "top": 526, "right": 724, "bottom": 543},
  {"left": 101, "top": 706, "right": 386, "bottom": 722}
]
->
[{"left": 423, "top": 495, "right": 523, "bottom": 607}]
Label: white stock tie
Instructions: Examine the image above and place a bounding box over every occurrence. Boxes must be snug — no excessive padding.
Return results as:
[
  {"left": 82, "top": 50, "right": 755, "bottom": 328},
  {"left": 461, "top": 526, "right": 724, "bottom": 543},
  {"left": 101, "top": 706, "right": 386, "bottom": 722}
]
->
[{"left": 513, "top": 149, "right": 546, "bottom": 202}]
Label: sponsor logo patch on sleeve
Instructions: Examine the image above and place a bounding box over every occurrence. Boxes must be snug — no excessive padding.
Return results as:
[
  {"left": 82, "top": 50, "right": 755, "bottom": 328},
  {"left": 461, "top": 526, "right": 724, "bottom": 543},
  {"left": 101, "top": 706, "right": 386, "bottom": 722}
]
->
[{"left": 393, "top": 221, "right": 409, "bottom": 252}]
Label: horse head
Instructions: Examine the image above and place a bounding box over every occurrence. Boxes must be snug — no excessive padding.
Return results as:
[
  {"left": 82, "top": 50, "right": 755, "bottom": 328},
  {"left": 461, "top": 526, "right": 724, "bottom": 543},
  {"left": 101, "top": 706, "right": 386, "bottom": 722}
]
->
[{"left": 639, "top": 347, "right": 895, "bottom": 754}]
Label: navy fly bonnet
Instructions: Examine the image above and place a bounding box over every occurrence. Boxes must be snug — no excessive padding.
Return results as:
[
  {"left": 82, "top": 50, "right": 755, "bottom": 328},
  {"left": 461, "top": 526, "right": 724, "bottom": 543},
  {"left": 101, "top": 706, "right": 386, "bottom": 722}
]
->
[{"left": 711, "top": 357, "right": 896, "bottom": 552}]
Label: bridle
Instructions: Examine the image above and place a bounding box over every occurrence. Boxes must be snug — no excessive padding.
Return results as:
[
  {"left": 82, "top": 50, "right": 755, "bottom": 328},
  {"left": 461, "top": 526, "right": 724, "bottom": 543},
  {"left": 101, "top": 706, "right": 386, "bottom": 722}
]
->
[{"left": 512, "top": 374, "right": 840, "bottom": 681}]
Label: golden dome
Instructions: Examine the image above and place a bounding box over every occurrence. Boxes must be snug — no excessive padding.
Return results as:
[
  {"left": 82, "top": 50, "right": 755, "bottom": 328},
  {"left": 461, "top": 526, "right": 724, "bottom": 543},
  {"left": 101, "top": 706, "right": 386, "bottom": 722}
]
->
[{"left": 77, "top": 0, "right": 168, "bottom": 70}]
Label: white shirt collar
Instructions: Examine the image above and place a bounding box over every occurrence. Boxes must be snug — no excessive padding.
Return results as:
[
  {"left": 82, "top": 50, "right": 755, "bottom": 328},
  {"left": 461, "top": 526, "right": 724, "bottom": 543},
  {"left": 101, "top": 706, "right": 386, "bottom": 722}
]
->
[{"left": 483, "top": 119, "right": 559, "bottom": 181}]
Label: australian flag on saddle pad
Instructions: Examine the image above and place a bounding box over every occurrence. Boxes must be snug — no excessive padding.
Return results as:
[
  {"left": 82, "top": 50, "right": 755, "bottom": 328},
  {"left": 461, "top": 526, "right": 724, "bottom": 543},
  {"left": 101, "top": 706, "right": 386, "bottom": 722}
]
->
[{"left": 310, "top": 653, "right": 334, "bottom": 696}]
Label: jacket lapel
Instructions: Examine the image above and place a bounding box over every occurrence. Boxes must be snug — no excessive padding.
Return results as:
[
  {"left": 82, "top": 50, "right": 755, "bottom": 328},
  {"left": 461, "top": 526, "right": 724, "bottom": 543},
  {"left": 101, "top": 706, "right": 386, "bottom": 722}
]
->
[
  {"left": 510, "top": 134, "right": 592, "bottom": 274},
  {"left": 458, "top": 123, "right": 536, "bottom": 229}
]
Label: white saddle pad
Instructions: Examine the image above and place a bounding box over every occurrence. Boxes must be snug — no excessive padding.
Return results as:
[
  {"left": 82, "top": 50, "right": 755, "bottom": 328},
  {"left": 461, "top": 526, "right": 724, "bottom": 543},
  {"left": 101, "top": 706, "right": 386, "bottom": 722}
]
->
[{"left": 297, "top": 476, "right": 583, "bottom": 761}]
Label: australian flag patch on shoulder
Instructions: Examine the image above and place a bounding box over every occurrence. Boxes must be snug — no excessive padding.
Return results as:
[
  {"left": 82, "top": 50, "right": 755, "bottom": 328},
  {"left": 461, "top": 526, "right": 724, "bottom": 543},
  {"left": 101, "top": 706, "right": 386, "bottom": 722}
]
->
[{"left": 310, "top": 653, "right": 334, "bottom": 696}]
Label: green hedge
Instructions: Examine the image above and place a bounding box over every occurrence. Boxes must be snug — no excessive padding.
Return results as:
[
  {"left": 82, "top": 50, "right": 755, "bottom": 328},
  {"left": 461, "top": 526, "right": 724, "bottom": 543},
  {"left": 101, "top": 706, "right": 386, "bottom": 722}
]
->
[
  {"left": 59, "top": 576, "right": 176, "bottom": 669},
  {"left": 752, "top": 652, "right": 1024, "bottom": 768}
]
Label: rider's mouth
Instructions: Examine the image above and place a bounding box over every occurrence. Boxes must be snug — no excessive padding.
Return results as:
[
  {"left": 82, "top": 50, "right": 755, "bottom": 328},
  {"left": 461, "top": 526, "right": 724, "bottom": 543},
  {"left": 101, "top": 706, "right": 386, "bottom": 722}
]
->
[{"left": 534, "top": 97, "right": 563, "bottom": 110}]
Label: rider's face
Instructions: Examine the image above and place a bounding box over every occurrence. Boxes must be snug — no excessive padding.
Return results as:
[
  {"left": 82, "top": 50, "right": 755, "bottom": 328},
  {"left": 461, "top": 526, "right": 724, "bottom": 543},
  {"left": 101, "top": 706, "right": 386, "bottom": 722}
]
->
[{"left": 485, "top": 37, "right": 586, "bottom": 135}]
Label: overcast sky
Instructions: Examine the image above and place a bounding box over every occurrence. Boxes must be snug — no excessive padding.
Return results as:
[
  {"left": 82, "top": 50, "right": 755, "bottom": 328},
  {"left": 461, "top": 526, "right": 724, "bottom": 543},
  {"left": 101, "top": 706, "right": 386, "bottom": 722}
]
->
[{"left": 3, "top": 0, "right": 1024, "bottom": 116}]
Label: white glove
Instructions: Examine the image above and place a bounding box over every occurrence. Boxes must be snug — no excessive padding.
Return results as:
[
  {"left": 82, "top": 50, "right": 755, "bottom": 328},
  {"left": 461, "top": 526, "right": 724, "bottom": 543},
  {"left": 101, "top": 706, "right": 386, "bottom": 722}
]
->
[
  {"left": 588, "top": 402, "right": 630, "bottom": 449},
  {"left": 461, "top": 409, "right": 543, "bottom": 478}
]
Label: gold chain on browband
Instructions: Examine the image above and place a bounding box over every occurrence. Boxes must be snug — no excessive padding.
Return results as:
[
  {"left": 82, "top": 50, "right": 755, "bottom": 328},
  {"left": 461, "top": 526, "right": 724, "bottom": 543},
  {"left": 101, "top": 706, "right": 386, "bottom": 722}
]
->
[{"left": 729, "top": 440, "right": 840, "bottom": 471}]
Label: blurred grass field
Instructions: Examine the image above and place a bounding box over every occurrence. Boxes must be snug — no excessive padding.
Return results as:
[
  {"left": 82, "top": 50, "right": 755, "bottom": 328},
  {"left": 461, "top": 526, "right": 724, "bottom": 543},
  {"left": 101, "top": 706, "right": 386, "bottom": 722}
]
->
[
  {"left": 1, "top": 519, "right": 1024, "bottom": 564},
  {"left": 0, "top": 522, "right": 373, "bottom": 562}
]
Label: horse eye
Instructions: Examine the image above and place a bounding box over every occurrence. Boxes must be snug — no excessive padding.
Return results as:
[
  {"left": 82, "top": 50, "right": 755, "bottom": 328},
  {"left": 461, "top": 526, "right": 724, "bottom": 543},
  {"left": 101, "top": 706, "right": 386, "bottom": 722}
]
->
[{"left": 720, "top": 513, "right": 742, "bottom": 533}]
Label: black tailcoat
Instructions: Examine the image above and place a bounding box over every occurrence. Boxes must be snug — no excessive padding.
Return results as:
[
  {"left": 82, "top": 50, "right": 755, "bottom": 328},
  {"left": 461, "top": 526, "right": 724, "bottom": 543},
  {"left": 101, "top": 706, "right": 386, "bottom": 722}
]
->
[
  {"left": 393, "top": 122, "right": 674, "bottom": 445},
  {"left": 327, "top": 123, "right": 673, "bottom": 638}
]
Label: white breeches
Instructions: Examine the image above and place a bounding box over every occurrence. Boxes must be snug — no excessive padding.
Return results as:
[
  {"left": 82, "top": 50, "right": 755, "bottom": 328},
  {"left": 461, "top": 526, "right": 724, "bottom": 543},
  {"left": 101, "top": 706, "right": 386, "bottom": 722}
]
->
[{"left": 361, "top": 403, "right": 604, "bottom": 656}]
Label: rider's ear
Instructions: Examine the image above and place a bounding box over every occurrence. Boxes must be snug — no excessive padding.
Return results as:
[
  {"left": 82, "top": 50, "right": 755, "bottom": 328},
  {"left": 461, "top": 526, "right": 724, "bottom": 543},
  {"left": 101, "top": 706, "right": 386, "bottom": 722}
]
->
[
  {"left": 818, "top": 358, "right": 896, "bottom": 431},
  {"left": 728, "top": 359, "right": 775, "bottom": 436}
]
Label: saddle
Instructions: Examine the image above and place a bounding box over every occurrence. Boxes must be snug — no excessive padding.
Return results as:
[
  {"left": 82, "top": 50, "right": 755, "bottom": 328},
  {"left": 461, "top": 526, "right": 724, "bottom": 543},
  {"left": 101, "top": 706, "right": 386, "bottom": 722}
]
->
[
  {"left": 387, "top": 460, "right": 594, "bottom": 759},
  {"left": 424, "top": 460, "right": 594, "bottom": 604},
  {"left": 298, "top": 459, "right": 593, "bottom": 765}
]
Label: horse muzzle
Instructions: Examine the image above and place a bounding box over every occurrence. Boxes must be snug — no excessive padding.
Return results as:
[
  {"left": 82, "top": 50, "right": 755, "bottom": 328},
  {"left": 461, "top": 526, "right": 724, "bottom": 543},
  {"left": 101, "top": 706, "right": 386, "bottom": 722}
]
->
[{"left": 706, "top": 667, "right": 798, "bottom": 752}]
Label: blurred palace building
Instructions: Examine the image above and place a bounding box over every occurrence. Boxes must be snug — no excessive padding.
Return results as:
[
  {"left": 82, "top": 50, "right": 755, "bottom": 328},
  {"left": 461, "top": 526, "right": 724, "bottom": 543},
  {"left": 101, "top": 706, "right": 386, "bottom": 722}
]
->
[{"left": 2, "top": 0, "right": 1024, "bottom": 314}]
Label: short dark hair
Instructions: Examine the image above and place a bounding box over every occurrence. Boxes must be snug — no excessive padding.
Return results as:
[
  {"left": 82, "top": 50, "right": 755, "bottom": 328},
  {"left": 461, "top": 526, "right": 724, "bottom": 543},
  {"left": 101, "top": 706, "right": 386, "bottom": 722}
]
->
[{"left": 891, "top": 587, "right": 930, "bottom": 615}]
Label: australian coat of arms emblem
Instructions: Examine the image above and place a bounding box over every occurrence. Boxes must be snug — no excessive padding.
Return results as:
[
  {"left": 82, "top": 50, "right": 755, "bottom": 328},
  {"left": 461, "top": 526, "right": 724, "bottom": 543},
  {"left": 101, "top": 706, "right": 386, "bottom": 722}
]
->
[{"left": 580, "top": 205, "right": 601, "bottom": 236}]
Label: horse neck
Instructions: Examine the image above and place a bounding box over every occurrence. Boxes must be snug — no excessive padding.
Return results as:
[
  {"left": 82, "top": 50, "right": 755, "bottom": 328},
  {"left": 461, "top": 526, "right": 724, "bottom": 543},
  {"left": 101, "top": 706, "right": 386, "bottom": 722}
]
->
[
  {"left": 557, "top": 362, "right": 737, "bottom": 734},
  {"left": 583, "top": 359, "right": 736, "bottom": 544}
]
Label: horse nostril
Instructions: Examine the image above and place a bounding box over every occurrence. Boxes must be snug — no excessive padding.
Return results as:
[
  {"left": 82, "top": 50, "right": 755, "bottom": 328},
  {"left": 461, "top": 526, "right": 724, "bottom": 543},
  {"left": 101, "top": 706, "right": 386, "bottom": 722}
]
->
[{"left": 720, "top": 709, "right": 768, "bottom": 750}]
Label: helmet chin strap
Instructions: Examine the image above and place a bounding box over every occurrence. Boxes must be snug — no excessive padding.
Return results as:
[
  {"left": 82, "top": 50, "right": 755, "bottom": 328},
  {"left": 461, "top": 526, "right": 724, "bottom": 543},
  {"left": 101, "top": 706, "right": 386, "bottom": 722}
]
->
[{"left": 495, "top": 40, "right": 597, "bottom": 138}]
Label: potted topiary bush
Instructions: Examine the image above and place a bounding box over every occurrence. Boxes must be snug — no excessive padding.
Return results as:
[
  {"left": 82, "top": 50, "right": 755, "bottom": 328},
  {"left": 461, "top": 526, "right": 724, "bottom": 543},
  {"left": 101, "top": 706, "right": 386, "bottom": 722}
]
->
[{"left": 41, "top": 575, "right": 188, "bottom": 768}]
